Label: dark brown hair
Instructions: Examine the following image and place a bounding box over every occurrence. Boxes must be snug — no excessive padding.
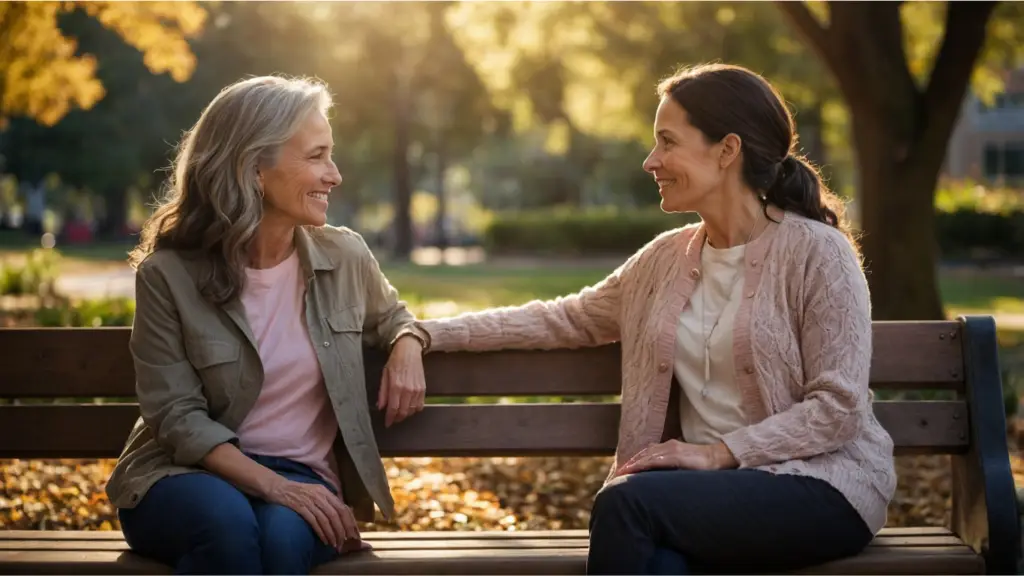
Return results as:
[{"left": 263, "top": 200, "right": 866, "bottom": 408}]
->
[{"left": 657, "top": 63, "right": 856, "bottom": 249}]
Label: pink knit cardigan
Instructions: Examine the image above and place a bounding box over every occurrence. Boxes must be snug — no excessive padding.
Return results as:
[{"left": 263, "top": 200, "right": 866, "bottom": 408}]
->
[{"left": 420, "top": 211, "right": 897, "bottom": 534}]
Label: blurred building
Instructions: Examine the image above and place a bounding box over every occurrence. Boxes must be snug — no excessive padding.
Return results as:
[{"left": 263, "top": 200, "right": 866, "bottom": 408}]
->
[{"left": 945, "top": 67, "right": 1024, "bottom": 185}]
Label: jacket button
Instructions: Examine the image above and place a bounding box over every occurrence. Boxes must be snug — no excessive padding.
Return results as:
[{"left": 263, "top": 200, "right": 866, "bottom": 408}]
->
[
  {"left": 323, "top": 341, "right": 331, "bottom": 347},
  {"left": 658, "top": 362, "right": 669, "bottom": 373}
]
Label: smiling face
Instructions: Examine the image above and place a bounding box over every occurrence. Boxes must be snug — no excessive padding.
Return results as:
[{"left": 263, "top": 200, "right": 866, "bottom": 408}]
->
[
  {"left": 258, "top": 109, "right": 341, "bottom": 228},
  {"left": 642, "top": 97, "right": 729, "bottom": 214}
]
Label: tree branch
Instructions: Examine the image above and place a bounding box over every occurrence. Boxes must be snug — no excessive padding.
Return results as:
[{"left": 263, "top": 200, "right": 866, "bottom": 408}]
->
[
  {"left": 776, "top": 1, "right": 869, "bottom": 112},
  {"left": 916, "top": 1, "right": 997, "bottom": 170},
  {"left": 775, "top": 2, "right": 837, "bottom": 71}
]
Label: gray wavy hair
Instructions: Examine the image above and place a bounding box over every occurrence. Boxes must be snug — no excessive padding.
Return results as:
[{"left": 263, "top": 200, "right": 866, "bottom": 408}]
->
[{"left": 130, "top": 75, "right": 333, "bottom": 304}]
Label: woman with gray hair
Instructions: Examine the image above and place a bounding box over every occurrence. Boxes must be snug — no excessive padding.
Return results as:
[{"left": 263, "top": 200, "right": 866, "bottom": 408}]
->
[{"left": 105, "top": 75, "right": 430, "bottom": 574}]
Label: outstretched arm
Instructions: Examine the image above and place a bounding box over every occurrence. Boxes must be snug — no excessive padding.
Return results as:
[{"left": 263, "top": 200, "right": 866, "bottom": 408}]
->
[{"left": 420, "top": 254, "right": 641, "bottom": 353}]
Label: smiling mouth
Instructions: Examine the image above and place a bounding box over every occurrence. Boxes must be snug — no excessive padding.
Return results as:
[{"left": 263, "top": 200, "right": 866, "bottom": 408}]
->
[
  {"left": 655, "top": 179, "right": 676, "bottom": 188},
  {"left": 308, "top": 192, "right": 329, "bottom": 202}
]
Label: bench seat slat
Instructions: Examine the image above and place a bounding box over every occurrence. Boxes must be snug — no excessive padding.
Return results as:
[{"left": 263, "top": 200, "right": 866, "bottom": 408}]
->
[
  {"left": 0, "top": 526, "right": 963, "bottom": 541},
  {"left": 0, "top": 322, "right": 965, "bottom": 399},
  {"left": 0, "top": 401, "right": 968, "bottom": 460},
  {"left": 0, "top": 531, "right": 986, "bottom": 575},
  {"left": 0, "top": 533, "right": 972, "bottom": 551}
]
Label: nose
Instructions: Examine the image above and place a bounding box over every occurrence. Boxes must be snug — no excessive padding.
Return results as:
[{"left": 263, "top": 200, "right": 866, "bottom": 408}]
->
[
  {"left": 642, "top": 149, "right": 660, "bottom": 174},
  {"left": 324, "top": 159, "right": 342, "bottom": 187}
]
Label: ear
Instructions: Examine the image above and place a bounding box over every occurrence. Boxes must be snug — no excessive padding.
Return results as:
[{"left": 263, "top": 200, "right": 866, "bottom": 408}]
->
[{"left": 718, "top": 133, "right": 742, "bottom": 170}]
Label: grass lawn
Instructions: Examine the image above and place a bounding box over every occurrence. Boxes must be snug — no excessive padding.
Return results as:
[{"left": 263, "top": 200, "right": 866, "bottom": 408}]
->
[
  {"left": 939, "top": 274, "right": 1024, "bottom": 316},
  {"left": 382, "top": 263, "right": 611, "bottom": 316}
]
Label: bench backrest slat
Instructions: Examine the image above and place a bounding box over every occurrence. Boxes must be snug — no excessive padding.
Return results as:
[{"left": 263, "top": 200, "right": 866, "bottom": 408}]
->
[
  {"left": 0, "top": 321, "right": 964, "bottom": 399},
  {"left": 0, "top": 400, "right": 968, "bottom": 460},
  {"left": 0, "top": 322, "right": 971, "bottom": 459}
]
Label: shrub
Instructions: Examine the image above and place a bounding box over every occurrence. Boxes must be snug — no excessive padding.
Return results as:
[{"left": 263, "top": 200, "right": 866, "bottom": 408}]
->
[
  {"left": 34, "top": 296, "right": 135, "bottom": 327},
  {"left": 484, "top": 207, "right": 699, "bottom": 256},
  {"left": 0, "top": 248, "right": 61, "bottom": 296}
]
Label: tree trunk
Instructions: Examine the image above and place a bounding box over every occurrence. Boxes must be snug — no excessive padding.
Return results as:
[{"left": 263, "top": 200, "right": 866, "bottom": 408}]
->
[
  {"left": 776, "top": 1, "right": 997, "bottom": 321},
  {"left": 391, "top": 76, "right": 414, "bottom": 261},
  {"left": 433, "top": 136, "right": 449, "bottom": 250},
  {"left": 98, "top": 186, "right": 127, "bottom": 239},
  {"left": 800, "top": 99, "right": 827, "bottom": 170},
  {"left": 855, "top": 114, "right": 945, "bottom": 321}
]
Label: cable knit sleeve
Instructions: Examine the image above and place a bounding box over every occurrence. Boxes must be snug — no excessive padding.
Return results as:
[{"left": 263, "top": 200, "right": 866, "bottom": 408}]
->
[
  {"left": 419, "top": 250, "right": 646, "bottom": 353},
  {"left": 721, "top": 229, "right": 872, "bottom": 467}
]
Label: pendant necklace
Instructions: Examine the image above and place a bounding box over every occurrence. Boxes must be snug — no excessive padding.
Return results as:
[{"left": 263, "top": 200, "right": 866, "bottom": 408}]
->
[{"left": 699, "top": 210, "right": 761, "bottom": 398}]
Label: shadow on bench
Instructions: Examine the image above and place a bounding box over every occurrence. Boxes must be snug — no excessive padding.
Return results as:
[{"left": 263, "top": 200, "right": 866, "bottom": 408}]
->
[{"left": 0, "top": 316, "right": 1019, "bottom": 574}]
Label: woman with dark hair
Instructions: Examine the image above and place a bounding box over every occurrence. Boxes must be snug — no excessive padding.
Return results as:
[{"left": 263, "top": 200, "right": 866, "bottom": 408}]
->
[{"left": 419, "top": 63, "right": 895, "bottom": 574}]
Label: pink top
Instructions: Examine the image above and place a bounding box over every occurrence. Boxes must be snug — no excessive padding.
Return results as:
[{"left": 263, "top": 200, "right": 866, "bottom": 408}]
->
[
  {"left": 237, "top": 249, "right": 340, "bottom": 491},
  {"left": 421, "top": 210, "right": 897, "bottom": 534}
]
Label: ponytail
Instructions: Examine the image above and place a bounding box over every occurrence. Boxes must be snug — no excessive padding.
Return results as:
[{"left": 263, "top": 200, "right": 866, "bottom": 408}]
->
[{"left": 763, "top": 154, "right": 857, "bottom": 251}]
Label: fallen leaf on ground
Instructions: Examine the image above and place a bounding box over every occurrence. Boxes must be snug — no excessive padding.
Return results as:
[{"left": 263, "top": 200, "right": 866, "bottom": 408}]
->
[{"left": 4, "top": 452, "right": 1018, "bottom": 532}]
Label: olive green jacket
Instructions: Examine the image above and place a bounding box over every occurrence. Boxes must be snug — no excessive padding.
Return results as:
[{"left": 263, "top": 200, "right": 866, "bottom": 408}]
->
[{"left": 105, "top": 225, "right": 423, "bottom": 522}]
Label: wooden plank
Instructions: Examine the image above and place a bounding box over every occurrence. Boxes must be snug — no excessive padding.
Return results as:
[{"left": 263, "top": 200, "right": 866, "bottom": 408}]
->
[
  {"left": 0, "top": 544, "right": 986, "bottom": 576},
  {"left": 0, "top": 328, "right": 136, "bottom": 398},
  {"left": 0, "top": 530, "right": 591, "bottom": 541},
  {"left": 0, "top": 550, "right": 169, "bottom": 575},
  {"left": 0, "top": 322, "right": 964, "bottom": 399},
  {"left": 0, "top": 401, "right": 969, "bottom": 459},
  {"left": 0, "top": 526, "right": 959, "bottom": 542},
  {"left": 875, "top": 526, "right": 955, "bottom": 536},
  {"left": 869, "top": 535, "right": 971, "bottom": 547},
  {"left": 0, "top": 535, "right": 969, "bottom": 552},
  {"left": 0, "top": 528, "right": 983, "bottom": 575},
  {"left": 867, "top": 321, "right": 965, "bottom": 389},
  {"left": 0, "top": 541, "right": 987, "bottom": 569},
  {"left": 0, "top": 538, "right": 594, "bottom": 552}
]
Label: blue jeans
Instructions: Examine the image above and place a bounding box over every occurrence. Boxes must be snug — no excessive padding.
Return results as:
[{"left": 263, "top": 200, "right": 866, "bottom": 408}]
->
[
  {"left": 587, "top": 469, "right": 873, "bottom": 574},
  {"left": 119, "top": 453, "right": 340, "bottom": 575}
]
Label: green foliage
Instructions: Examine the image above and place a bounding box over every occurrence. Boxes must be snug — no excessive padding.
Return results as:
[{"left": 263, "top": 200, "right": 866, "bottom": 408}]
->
[
  {"left": 935, "top": 181, "right": 1024, "bottom": 259},
  {"left": 484, "top": 207, "right": 699, "bottom": 256},
  {"left": 0, "top": 1, "right": 205, "bottom": 127},
  {"left": 0, "top": 248, "right": 61, "bottom": 296},
  {"left": 33, "top": 296, "right": 135, "bottom": 327}
]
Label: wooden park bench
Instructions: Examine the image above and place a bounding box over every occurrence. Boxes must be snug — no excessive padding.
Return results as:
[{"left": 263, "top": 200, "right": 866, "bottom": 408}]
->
[{"left": 0, "top": 315, "right": 1019, "bottom": 574}]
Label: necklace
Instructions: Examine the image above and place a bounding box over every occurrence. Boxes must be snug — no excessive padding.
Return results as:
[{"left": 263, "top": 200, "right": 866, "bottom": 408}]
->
[{"left": 699, "top": 210, "right": 761, "bottom": 397}]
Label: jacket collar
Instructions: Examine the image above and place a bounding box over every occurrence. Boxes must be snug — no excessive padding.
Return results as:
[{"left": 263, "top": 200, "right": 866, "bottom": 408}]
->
[{"left": 295, "top": 226, "right": 337, "bottom": 280}]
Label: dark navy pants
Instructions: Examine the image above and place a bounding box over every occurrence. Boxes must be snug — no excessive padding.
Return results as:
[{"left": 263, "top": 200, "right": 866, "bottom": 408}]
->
[
  {"left": 587, "top": 469, "right": 874, "bottom": 574},
  {"left": 119, "top": 453, "right": 339, "bottom": 575}
]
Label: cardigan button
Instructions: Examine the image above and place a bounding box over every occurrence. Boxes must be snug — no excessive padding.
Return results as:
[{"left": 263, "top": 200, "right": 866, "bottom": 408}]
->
[
  {"left": 690, "top": 268, "right": 700, "bottom": 279},
  {"left": 658, "top": 362, "right": 669, "bottom": 373},
  {"left": 746, "top": 291, "right": 755, "bottom": 299},
  {"left": 750, "top": 259, "right": 758, "bottom": 267},
  {"left": 745, "top": 366, "right": 755, "bottom": 374}
]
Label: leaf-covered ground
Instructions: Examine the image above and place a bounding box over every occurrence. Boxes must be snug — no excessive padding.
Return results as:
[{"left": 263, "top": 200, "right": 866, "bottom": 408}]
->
[{"left": 3, "top": 453, "right": 1021, "bottom": 532}]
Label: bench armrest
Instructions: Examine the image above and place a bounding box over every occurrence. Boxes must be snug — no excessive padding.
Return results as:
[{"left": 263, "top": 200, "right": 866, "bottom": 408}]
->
[{"left": 952, "top": 315, "right": 1021, "bottom": 575}]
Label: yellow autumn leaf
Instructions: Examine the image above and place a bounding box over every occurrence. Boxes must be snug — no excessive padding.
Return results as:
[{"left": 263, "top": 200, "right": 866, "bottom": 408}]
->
[{"left": 0, "top": 1, "right": 206, "bottom": 126}]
